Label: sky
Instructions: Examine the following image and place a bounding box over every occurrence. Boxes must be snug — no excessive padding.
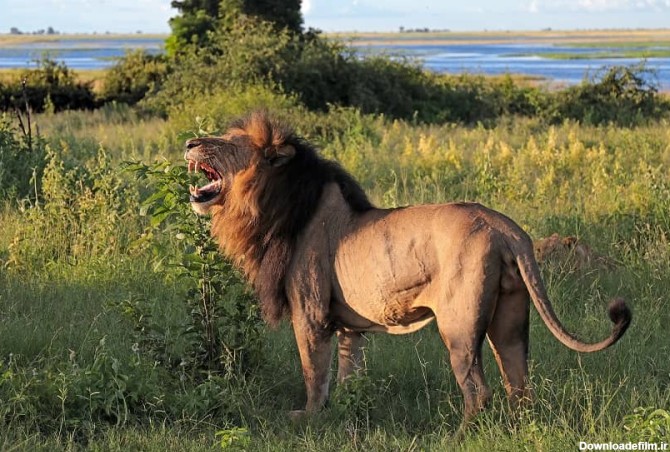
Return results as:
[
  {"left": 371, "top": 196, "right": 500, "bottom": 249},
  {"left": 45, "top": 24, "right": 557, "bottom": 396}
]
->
[{"left": 1, "top": 0, "right": 669, "bottom": 34}]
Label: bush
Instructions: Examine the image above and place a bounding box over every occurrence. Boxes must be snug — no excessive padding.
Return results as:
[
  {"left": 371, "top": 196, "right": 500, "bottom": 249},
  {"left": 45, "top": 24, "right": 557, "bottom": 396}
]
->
[
  {"left": 623, "top": 407, "right": 670, "bottom": 443},
  {"left": 6, "top": 146, "right": 139, "bottom": 271},
  {"left": 0, "top": 58, "right": 96, "bottom": 113},
  {"left": 99, "top": 50, "right": 170, "bottom": 105},
  {"left": 546, "top": 64, "right": 670, "bottom": 126},
  {"left": 0, "top": 114, "right": 47, "bottom": 200},
  {"left": 157, "top": 18, "right": 548, "bottom": 125},
  {"left": 126, "top": 159, "right": 264, "bottom": 376}
]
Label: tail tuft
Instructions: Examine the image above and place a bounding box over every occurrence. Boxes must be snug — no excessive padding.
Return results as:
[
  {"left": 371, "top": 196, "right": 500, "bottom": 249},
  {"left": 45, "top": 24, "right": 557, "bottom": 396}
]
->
[{"left": 607, "top": 297, "right": 632, "bottom": 337}]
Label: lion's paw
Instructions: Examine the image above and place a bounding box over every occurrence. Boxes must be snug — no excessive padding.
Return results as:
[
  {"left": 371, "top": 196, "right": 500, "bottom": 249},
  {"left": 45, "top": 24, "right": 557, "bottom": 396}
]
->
[{"left": 288, "top": 410, "right": 307, "bottom": 421}]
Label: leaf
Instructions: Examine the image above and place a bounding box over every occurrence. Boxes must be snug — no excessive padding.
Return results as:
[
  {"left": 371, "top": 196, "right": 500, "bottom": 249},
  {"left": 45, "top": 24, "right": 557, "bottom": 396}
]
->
[
  {"left": 150, "top": 210, "right": 172, "bottom": 228},
  {"left": 183, "top": 253, "right": 207, "bottom": 265}
]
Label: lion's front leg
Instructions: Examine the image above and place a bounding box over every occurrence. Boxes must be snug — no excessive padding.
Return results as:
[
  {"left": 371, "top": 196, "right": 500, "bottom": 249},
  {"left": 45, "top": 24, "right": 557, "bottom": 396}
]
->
[
  {"left": 291, "top": 314, "right": 333, "bottom": 414},
  {"left": 286, "top": 242, "right": 334, "bottom": 416}
]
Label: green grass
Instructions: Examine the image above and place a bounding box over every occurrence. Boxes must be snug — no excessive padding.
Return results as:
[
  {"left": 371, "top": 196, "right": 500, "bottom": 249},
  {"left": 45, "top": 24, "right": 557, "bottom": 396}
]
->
[{"left": 1, "top": 107, "right": 669, "bottom": 450}]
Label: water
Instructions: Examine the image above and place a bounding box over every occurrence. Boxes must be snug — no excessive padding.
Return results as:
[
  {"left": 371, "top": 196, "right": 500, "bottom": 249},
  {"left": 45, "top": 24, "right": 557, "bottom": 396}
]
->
[
  {"left": 354, "top": 42, "right": 670, "bottom": 90},
  {"left": 1, "top": 36, "right": 668, "bottom": 89},
  {"left": 0, "top": 37, "right": 164, "bottom": 70}
]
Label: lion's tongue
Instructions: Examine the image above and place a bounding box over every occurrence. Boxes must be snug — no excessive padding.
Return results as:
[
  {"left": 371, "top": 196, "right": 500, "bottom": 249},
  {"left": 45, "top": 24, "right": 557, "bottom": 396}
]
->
[{"left": 190, "top": 180, "right": 221, "bottom": 198}]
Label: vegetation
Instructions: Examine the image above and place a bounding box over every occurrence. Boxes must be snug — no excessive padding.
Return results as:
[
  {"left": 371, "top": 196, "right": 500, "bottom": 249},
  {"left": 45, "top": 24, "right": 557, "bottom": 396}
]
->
[
  {"left": 0, "top": 59, "right": 96, "bottom": 112},
  {"left": 98, "top": 50, "right": 169, "bottom": 105},
  {"left": 1, "top": 100, "right": 669, "bottom": 450},
  {"left": 1, "top": 5, "right": 669, "bottom": 451},
  {"left": 167, "top": 0, "right": 303, "bottom": 56}
]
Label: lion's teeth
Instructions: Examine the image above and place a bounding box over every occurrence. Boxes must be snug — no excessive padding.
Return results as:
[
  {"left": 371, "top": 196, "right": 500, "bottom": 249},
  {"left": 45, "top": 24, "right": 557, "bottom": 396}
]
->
[{"left": 195, "top": 162, "right": 200, "bottom": 173}]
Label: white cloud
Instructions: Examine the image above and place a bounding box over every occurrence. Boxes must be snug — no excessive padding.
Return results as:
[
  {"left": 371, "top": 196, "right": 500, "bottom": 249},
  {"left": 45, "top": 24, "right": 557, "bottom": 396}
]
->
[
  {"left": 578, "top": 0, "right": 628, "bottom": 11},
  {"left": 531, "top": 0, "right": 670, "bottom": 10},
  {"left": 302, "top": 0, "right": 313, "bottom": 14}
]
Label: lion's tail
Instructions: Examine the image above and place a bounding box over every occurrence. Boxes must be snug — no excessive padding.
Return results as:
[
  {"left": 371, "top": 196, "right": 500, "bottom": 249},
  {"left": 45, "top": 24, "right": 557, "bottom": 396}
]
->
[{"left": 513, "top": 241, "right": 632, "bottom": 353}]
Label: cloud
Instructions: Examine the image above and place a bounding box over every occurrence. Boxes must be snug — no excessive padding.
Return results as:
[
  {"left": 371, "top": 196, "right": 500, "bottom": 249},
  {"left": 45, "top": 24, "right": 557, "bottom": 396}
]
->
[
  {"left": 0, "top": 0, "right": 174, "bottom": 33},
  {"left": 525, "top": 0, "right": 670, "bottom": 11}
]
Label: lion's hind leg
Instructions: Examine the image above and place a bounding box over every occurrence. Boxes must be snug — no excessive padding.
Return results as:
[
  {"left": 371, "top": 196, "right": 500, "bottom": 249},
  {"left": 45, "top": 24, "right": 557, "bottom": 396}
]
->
[
  {"left": 435, "top": 292, "right": 495, "bottom": 432},
  {"left": 336, "top": 330, "right": 365, "bottom": 383},
  {"left": 486, "top": 289, "right": 532, "bottom": 410}
]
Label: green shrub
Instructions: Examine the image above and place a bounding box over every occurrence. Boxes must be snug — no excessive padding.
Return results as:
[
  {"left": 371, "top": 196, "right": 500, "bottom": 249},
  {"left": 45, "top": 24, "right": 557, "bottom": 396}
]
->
[
  {"left": 126, "top": 159, "right": 264, "bottom": 376},
  {"left": 157, "top": 18, "right": 549, "bottom": 124},
  {"left": 546, "top": 64, "right": 670, "bottom": 126},
  {"left": 0, "top": 338, "right": 167, "bottom": 433},
  {"left": 623, "top": 407, "right": 670, "bottom": 443},
  {"left": 151, "top": 15, "right": 296, "bottom": 114},
  {"left": 166, "top": 84, "right": 300, "bottom": 134},
  {"left": 0, "top": 115, "right": 47, "bottom": 200},
  {"left": 0, "top": 58, "right": 96, "bottom": 113},
  {"left": 7, "top": 145, "right": 139, "bottom": 271},
  {"left": 99, "top": 50, "right": 170, "bottom": 105}
]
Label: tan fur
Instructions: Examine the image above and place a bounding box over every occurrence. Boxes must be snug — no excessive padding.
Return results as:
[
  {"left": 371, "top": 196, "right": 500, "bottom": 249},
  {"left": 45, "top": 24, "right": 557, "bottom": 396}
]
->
[
  {"left": 184, "top": 112, "right": 631, "bottom": 433},
  {"left": 534, "top": 233, "right": 617, "bottom": 270}
]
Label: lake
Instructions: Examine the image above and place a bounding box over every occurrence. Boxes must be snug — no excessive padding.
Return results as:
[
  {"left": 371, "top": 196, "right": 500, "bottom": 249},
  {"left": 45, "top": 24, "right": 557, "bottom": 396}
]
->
[
  {"left": 0, "top": 36, "right": 165, "bottom": 70},
  {"left": 1, "top": 33, "right": 669, "bottom": 89},
  {"left": 353, "top": 41, "right": 670, "bottom": 90}
]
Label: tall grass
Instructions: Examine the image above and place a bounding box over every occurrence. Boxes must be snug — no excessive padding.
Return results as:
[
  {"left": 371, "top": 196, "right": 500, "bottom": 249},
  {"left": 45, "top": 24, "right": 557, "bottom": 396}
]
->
[{"left": 0, "top": 107, "right": 669, "bottom": 450}]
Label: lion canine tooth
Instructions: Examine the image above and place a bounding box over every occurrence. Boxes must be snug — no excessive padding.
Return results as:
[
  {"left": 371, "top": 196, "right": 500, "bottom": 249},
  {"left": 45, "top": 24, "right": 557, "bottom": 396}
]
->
[{"left": 195, "top": 162, "right": 200, "bottom": 173}]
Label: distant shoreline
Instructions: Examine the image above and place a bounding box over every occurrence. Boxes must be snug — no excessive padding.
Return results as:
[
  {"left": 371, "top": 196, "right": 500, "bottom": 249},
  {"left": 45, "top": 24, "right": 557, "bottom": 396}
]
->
[
  {"left": 2, "top": 28, "right": 670, "bottom": 47},
  {"left": 1, "top": 29, "right": 669, "bottom": 91},
  {"left": 0, "top": 33, "right": 168, "bottom": 47},
  {"left": 329, "top": 28, "right": 670, "bottom": 46}
]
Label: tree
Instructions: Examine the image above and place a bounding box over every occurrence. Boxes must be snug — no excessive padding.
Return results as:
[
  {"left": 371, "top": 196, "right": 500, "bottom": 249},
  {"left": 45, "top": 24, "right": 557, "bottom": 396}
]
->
[
  {"left": 166, "top": 0, "right": 303, "bottom": 56},
  {"left": 243, "top": 0, "right": 302, "bottom": 35}
]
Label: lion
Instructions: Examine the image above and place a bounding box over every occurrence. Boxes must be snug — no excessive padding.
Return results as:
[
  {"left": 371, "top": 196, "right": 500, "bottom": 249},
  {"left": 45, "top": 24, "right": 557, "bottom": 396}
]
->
[
  {"left": 184, "top": 111, "right": 631, "bottom": 432},
  {"left": 534, "top": 233, "right": 617, "bottom": 270}
]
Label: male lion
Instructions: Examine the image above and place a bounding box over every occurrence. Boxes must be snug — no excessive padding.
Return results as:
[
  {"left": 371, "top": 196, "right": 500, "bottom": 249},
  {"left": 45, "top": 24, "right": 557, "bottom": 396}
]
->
[{"left": 184, "top": 111, "right": 631, "bottom": 431}]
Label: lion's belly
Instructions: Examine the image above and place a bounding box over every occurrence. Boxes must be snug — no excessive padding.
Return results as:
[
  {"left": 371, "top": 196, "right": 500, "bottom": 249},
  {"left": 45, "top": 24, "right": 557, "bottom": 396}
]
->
[{"left": 332, "top": 208, "right": 447, "bottom": 333}]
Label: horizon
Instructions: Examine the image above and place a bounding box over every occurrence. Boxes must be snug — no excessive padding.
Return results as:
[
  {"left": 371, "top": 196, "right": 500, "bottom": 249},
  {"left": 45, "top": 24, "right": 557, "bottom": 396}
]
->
[
  {"left": 2, "top": 0, "right": 670, "bottom": 35},
  {"left": 3, "top": 27, "right": 670, "bottom": 36}
]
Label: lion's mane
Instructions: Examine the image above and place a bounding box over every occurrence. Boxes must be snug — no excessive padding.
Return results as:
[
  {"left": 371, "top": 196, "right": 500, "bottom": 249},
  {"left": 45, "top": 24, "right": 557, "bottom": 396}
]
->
[{"left": 211, "top": 111, "right": 373, "bottom": 326}]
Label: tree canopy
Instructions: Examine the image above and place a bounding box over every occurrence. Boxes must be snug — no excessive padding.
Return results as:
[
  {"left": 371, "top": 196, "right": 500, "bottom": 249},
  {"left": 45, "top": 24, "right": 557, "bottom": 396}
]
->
[{"left": 167, "top": 0, "right": 303, "bottom": 56}]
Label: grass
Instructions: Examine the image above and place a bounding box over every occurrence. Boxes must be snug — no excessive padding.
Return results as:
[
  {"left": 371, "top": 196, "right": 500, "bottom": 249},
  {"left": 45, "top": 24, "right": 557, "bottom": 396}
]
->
[{"left": 1, "top": 107, "right": 669, "bottom": 450}]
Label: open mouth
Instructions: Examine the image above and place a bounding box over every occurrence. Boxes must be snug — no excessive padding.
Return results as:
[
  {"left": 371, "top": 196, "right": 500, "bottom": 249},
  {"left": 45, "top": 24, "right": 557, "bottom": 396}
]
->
[{"left": 187, "top": 159, "right": 222, "bottom": 203}]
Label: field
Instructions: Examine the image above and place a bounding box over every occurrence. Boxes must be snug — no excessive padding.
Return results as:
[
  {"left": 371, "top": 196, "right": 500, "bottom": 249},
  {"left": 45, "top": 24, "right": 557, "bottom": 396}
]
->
[
  {"left": 1, "top": 25, "right": 670, "bottom": 450},
  {"left": 1, "top": 103, "right": 669, "bottom": 450}
]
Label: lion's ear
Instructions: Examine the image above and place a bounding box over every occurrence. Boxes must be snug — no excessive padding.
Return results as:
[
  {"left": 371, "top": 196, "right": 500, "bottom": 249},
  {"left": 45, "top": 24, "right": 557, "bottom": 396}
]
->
[{"left": 266, "top": 144, "right": 296, "bottom": 167}]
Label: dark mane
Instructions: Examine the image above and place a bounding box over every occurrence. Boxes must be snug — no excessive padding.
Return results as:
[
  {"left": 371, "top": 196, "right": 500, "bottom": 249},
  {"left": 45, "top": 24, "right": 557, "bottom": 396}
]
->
[{"left": 212, "top": 111, "right": 374, "bottom": 326}]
